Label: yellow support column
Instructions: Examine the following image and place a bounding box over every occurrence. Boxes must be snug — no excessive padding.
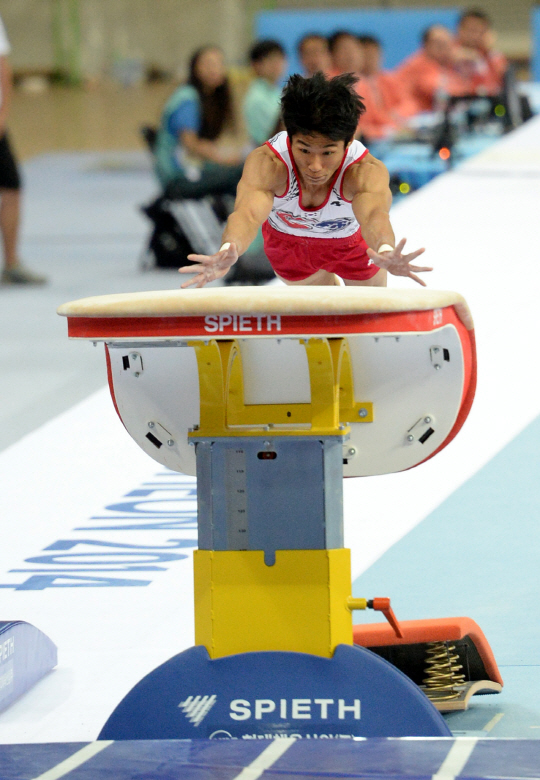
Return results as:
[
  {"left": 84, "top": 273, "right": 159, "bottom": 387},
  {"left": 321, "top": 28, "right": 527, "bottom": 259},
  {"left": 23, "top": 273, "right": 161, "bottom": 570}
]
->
[
  {"left": 190, "top": 334, "right": 372, "bottom": 660},
  {"left": 194, "top": 548, "right": 353, "bottom": 659}
]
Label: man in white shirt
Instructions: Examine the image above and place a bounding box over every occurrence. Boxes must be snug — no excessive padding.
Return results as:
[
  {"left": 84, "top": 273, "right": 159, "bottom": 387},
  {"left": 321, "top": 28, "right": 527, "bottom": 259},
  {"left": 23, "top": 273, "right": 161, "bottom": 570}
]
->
[{"left": 0, "top": 15, "right": 46, "bottom": 285}]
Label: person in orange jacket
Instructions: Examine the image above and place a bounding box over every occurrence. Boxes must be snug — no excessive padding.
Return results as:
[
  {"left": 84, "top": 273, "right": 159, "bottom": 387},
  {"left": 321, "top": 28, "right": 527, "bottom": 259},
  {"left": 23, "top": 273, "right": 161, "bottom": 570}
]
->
[
  {"left": 297, "top": 33, "right": 333, "bottom": 78},
  {"left": 328, "top": 30, "right": 364, "bottom": 78},
  {"left": 394, "top": 25, "right": 470, "bottom": 113},
  {"left": 454, "top": 9, "right": 507, "bottom": 96},
  {"left": 355, "top": 35, "right": 417, "bottom": 141}
]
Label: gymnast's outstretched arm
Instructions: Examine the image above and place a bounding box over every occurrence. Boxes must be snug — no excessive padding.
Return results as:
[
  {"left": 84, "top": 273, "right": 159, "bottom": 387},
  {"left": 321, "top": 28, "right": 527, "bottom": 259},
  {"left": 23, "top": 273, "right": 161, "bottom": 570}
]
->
[
  {"left": 179, "top": 147, "right": 283, "bottom": 289},
  {"left": 347, "top": 155, "right": 432, "bottom": 287}
]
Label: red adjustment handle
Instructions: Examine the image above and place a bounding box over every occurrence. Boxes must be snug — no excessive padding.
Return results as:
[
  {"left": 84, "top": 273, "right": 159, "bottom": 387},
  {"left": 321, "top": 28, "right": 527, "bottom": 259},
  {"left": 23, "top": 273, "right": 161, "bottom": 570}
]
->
[{"left": 370, "top": 597, "right": 404, "bottom": 639}]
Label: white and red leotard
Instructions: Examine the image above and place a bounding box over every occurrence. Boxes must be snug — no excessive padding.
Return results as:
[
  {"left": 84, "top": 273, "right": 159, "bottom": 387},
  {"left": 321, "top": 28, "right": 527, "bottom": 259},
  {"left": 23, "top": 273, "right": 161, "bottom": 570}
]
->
[{"left": 262, "top": 131, "right": 379, "bottom": 281}]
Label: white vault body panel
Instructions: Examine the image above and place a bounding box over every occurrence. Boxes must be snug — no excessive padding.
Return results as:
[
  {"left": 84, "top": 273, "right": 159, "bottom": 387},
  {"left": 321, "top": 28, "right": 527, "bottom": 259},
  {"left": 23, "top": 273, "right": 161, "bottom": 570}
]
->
[{"left": 106, "top": 323, "right": 464, "bottom": 477}]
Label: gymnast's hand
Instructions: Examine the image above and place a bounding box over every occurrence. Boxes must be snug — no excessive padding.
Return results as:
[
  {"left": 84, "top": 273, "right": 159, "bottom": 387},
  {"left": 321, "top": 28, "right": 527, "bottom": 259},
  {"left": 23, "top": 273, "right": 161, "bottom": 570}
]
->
[
  {"left": 179, "top": 242, "right": 239, "bottom": 288},
  {"left": 366, "top": 238, "right": 432, "bottom": 287}
]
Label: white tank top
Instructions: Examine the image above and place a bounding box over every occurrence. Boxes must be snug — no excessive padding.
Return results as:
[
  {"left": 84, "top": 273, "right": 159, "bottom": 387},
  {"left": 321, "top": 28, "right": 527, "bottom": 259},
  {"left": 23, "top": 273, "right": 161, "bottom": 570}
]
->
[{"left": 265, "top": 131, "right": 368, "bottom": 239}]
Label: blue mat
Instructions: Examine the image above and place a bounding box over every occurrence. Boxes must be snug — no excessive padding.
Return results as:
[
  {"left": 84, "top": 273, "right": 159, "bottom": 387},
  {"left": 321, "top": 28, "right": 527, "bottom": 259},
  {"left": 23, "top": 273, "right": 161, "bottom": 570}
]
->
[{"left": 2, "top": 738, "right": 540, "bottom": 779}]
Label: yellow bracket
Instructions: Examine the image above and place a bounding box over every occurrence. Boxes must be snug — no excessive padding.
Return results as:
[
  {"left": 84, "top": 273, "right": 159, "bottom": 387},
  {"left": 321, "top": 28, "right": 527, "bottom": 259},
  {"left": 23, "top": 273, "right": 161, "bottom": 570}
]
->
[
  {"left": 188, "top": 337, "right": 372, "bottom": 438},
  {"left": 347, "top": 597, "right": 368, "bottom": 611}
]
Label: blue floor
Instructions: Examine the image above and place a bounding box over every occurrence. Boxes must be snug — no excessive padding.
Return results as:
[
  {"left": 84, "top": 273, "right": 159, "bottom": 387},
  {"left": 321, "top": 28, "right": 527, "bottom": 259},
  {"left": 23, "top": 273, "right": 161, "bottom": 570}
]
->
[
  {"left": 353, "top": 413, "right": 540, "bottom": 737},
  {"left": 2, "top": 738, "right": 540, "bottom": 779}
]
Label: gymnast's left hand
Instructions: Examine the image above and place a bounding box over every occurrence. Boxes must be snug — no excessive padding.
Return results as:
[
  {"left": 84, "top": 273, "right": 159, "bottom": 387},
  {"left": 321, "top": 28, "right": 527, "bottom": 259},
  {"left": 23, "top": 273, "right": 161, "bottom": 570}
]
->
[
  {"left": 366, "top": 238, "right": 432, "bottom": 287},
  {"left": 179, "top": 242, "right": 239, "bottom": 288}
]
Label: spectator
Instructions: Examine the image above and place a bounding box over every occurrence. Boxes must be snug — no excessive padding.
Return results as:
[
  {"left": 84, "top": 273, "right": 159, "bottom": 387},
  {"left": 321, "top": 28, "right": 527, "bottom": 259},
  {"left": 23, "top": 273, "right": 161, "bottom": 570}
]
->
[
  {"left": 0, "top": 13, "right": 46, "bottom": 286},
  {"left": 455, "top": 9, "right": 507, "bottom": 95},
  {"left": 154, "top": 46, "right": 244, "bottom": 199},
  {"left": 328, "top": 31, "right": 363, "bottom": 77},
  {"left": 297, "top": 33, "right": 332, "bottom": 77},
  {"left": 356, "top": 35, "right": 416, "bottom": 140},
  {"left": 243, "top": 40, "right": 287, "bottom": 146},
  {"left": 394, "top": 25, "right": 470, "bottom": 113}
]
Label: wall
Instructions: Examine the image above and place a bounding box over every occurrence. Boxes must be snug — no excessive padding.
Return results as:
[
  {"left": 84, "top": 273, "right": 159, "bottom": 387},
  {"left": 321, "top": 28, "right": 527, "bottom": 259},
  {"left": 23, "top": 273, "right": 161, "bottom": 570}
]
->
[
  {"left": 0, "top": 0, "right": 260, "bottom": 79},
  {"left": 0, "top": 0, "right": 533, "bottom": 79}
]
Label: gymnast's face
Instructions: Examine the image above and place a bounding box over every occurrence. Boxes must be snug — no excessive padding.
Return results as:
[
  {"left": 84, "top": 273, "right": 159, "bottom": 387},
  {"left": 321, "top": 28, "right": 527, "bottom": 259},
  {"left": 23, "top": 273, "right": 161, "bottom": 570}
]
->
[{"left": 290, "top": 133, "right": 348, "bottom": 187}]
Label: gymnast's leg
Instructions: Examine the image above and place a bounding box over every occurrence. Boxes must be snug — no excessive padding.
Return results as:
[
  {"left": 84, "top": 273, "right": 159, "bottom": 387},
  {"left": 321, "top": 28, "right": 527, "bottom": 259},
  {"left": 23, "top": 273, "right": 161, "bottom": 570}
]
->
[
  {"left": 276, "top": 269, "right": 340, "bottom": 286},
  {"left": 343, "top": 268, "right": 387, "bottom": 287}
]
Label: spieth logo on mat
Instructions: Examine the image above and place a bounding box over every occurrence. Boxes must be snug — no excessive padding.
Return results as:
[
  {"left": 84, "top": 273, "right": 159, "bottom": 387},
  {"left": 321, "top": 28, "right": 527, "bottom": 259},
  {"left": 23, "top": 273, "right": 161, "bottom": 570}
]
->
[
  {"left": 178, "top": 695, "right": 217, "bottom": 726},
  {"left": 230, "top": 698, "right": 361, "bottom": 721},
  {"left": 204, "top": 315, "right": 282, "bottom": 334}
]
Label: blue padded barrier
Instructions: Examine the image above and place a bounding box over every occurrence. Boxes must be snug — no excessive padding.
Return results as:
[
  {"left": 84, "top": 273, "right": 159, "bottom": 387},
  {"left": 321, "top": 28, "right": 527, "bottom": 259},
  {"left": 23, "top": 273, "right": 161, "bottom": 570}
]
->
[
  {"left": 0, "top": 621, "right": 57, "bottom": 712},
  {"left": 255, "top": 8, "right": 461, "bottom": 75}
]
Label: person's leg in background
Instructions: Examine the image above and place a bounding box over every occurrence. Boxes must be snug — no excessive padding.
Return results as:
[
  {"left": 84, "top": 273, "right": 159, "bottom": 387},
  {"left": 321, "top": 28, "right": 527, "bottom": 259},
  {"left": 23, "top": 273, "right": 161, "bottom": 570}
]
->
[
  {"left": 0, "top": 132, "right": 46, "bottom": 285},
  {"left": 164, "top": 161, "right": 244, "bottom": 200}
]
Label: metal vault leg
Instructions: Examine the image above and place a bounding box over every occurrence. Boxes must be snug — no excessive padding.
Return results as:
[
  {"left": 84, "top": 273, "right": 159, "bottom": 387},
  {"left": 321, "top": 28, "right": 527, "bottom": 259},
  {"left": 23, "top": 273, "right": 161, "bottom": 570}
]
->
[{"left": 192, "top": 434, "right": 353, "bottom": 659}]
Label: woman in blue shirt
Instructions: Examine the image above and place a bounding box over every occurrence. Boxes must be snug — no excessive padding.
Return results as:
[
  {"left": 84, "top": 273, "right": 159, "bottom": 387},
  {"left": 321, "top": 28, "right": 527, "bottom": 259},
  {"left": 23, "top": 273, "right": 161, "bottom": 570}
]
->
[{"left": 155, "top": 46, "right": 244, "bottom": 198}]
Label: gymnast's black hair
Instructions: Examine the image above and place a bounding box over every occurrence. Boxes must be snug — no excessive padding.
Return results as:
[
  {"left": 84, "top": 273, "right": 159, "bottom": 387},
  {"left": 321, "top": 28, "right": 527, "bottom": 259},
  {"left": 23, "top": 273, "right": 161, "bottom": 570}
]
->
[{"left": 280, "top": 72, "right": 365, "bottom": 145}]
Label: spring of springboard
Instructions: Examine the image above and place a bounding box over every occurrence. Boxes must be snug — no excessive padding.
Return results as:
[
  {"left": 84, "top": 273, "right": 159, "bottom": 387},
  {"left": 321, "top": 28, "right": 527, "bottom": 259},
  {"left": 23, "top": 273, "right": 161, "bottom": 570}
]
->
[{"left": 422, "top": 641, "right": 467, "bottom": 701}]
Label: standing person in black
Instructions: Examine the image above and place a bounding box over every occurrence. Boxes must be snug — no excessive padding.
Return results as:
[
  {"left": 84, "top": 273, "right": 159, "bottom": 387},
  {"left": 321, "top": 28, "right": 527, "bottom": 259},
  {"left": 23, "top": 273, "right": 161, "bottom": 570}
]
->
[{"left": 0, "top": 13, "right": 46, "bottom": 285}]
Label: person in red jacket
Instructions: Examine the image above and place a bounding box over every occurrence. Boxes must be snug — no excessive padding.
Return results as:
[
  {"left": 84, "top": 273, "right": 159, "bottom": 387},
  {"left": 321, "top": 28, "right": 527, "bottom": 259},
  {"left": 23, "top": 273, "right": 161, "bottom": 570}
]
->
[
  {"left": 328, "top": 31, "right": 364, "bottom": 77},
  {"left": 298, "top": 34, "right": 333, "bottom": 78},
  {"left": 454, "top": 9, "right": 507, "bottom": 96},
  {"left": 394, "top": 25, "right": 470, "bottom": 113},
  {"left": 356, "top": 35, "right": 417, "bottom": 141}
]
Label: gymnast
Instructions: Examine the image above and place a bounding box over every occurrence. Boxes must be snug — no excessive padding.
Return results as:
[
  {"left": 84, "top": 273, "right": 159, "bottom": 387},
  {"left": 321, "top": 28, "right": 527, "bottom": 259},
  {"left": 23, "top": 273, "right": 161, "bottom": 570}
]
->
[{"left": 179, "top": 72, "right": 432, "bottom": 288}]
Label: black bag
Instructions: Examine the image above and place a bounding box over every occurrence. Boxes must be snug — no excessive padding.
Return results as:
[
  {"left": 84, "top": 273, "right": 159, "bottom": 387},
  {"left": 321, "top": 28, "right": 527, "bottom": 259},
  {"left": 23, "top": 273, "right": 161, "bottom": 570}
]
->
[
  {"left": 141, "top": 195, "right": 275, "bottom": 284},
  {"left": 141, "top": 197, "right": 197, "bottom": 269},
  {"left": 224, "top": 250, "right": 276, "bottom": 285}
]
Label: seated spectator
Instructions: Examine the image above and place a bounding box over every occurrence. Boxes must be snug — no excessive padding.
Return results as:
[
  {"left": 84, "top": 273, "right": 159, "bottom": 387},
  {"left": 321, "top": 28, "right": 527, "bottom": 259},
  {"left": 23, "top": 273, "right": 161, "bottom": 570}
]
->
[
  {"left": 243, "top": 40, "right": 287, "bottom": 146},
  {"left": 154, "top": 46, "right": 244, "bottom": 199},
  {"left": 356, "top": 35, "right": 417, "bottom": 140},
  {"left": 394, "top": 25, "right": 470, "bottom": 113},
  {"left": 455, "top": 9, "right": 507, "bottom": 95},
  {"left": 328, "top": 30, "right": 363, "bottom": 77},
  {"left": 297, "top": 33, "right": 332, "bottom": 77}
]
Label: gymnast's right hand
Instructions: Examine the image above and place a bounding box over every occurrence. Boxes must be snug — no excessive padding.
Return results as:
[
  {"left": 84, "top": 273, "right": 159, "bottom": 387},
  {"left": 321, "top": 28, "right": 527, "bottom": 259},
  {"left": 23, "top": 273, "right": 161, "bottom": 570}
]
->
[{"left": 179, "top": 242, "right": 238, "bottom": 289}]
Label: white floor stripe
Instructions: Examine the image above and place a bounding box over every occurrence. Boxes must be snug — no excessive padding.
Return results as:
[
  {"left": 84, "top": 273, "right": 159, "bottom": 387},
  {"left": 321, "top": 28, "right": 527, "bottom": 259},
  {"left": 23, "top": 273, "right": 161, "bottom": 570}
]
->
[
  {"left": 483, "top": 712, "right": 505, "bottom": 733},
  {"left": 31, "top": 741, "right": 113, "bottom": 780},
  {"left": 232, "top": 737, "right": 296, "bottom": 780},
  {"left": 432, "top": 738, "right": 478, "bottom": 780}
]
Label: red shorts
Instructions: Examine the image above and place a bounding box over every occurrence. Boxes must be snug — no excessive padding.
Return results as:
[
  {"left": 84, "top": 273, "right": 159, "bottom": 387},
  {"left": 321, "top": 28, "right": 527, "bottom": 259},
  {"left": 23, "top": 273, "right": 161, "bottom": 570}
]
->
[{"left": 262, "top": 222, "right": 380, "bottom": 282}]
